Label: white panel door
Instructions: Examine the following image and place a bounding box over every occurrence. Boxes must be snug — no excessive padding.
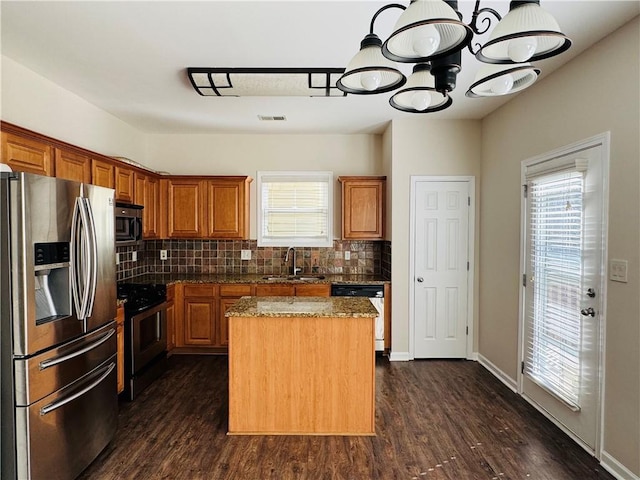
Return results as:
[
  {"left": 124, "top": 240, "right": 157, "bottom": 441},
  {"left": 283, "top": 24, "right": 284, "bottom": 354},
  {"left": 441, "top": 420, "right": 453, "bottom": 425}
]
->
[{"left": 413, "top": 181, "right": 469, "bottom": 358}]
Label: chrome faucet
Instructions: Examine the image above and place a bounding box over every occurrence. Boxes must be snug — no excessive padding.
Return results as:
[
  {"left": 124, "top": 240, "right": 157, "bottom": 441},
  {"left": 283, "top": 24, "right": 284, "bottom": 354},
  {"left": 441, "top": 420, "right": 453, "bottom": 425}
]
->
[{"left": 285, "top": 247, "right": 302, "bottom": 276}]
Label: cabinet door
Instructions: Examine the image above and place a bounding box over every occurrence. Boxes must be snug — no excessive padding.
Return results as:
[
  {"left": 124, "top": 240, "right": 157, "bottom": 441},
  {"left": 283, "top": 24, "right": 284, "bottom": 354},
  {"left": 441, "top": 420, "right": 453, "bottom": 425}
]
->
[
  {"left": 218, "top": 297, "right": 240, "bottom": 347},
  {"left": 166, "top": 301, "right": 175, "bottom": 351},
  {"left": 116, "top": 306, "right": 125, "bottom": 394},
  {"left": 167, "top": 179, "right": 204, "bottom": 238},
  {"left": 183, "top": 298, "right": 216, "bottom": 346},
  {"left": 339, "top": 177, "right": 385, "bottom": 240},
  {"left": 1, "top": 132, "right": 53, "bottom": 176},
  {"left": 295, "top": 284, "right": 331, "bottom": 297},
  {"left": 206, "top": 178, "right": 250, "bottom": 238},
  {"left": 92, "top": 159, "right": 115, "bottom": 188},
  {"left": 54, "top": 148, "right": 91, "bottom": 183},
  {"left": 255, "top": 284, "right": 295, "bottom": 296},
  {"left": 145, "top": 176, "right": 159, "bottom": 238},
  {"left": 134, "top": 171, "right": 147, "bottom": 206},
  {"left": 115, "top": 165, "right": 134, "bottom": 203}
]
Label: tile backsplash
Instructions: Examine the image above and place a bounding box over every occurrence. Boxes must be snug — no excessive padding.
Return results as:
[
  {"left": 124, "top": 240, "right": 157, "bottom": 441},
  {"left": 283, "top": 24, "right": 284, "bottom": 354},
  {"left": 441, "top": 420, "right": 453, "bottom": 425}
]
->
[{"left": 117, "top": 239, "right": 391, "bottom": 281}]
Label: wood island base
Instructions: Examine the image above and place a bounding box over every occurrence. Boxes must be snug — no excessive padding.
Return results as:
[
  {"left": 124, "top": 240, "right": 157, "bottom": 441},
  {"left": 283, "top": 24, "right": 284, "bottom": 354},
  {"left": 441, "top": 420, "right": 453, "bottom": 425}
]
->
[{"left": 227, "top": 297, "right": 377, "bottom": 436}]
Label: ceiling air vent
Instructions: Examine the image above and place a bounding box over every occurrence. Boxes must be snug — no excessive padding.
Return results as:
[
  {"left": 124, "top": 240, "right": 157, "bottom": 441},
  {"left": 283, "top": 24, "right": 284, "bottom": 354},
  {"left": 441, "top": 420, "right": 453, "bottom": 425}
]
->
[{"left": 258, "top": 115, "right": 287, "bottom": 121}]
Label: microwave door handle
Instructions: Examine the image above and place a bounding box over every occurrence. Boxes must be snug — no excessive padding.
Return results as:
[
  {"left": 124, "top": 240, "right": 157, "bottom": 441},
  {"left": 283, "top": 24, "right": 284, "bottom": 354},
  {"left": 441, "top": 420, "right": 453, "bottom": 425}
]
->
[
  {"left": 70, "top": 198, "right": 84, "bottom": 318},
  {"left": 134, "top": 216, "right": 142, "bottom": 240},
  {"left": 82, "top": 198, "right": 98, "bottom": 319},
  {"left": 40, "top": 362, "right": 115, "bottom": 416}
]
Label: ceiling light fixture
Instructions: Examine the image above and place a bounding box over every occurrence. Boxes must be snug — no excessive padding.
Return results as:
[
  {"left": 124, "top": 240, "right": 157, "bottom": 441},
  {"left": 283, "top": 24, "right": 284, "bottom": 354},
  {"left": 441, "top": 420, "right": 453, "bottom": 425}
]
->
[
  {"left": 187, "top": 67, "right": 346, "bottom": 97},
  {"left": 337, "top": 0, "right": 571, "bottom": 113}
]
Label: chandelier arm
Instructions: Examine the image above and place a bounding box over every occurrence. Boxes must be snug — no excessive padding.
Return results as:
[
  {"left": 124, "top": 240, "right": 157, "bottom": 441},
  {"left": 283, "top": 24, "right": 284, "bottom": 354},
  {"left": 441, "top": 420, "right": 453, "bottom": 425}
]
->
[
  {"left": 369, "top": 3, "right": 406, "bottom": 34},
  {"left": 469, "top": 1, "right": 503, "bottom": 36}
]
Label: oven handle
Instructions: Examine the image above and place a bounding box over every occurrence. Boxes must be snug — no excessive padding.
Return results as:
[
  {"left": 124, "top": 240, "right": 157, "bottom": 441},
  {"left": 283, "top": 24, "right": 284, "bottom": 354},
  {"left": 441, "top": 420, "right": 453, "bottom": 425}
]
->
[
  {"left": 40, "top": 361, "right": 115, "bottom": 416},
  {"left": 39, "top": 328, "right": 115, "bottom": 370},
  {"left": 130, "top": 301, "right": 169, "bottom": 323}
]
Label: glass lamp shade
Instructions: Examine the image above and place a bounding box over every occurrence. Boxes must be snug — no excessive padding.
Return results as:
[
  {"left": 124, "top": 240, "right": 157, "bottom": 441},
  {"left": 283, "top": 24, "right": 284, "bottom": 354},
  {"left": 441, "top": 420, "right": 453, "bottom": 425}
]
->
[
  {"left": 465, "top": 63, "right": 540, "bottom": 97},
  {"left": 382, "top": 0, "right": 473, "bottom": 63},
  {"left": 476, "top": 2, "right": 571, "bottom": 64},
  {"left": 390, "top": 65, "right": 452, "bottom": 113},
  {"left": 337, "top": 34, "right": 407, "bottom": 94}
]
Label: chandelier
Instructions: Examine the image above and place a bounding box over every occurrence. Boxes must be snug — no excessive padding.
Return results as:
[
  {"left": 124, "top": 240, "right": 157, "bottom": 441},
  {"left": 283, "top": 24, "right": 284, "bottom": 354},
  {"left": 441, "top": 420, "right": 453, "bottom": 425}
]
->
[{"left": 336, "top": 0, "right": 571, "bottom": 113}]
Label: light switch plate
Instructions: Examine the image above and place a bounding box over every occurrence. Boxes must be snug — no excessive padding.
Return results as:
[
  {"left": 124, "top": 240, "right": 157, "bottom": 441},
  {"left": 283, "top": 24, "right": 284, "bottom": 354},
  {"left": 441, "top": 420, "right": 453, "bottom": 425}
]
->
[
  {"left": 609, "top": 259, "right": 628, "bottom": 283},
  {"left": 132, "top": 251, "right": 137, "bottom": 262},
  {"left": 344, "top": 251, "right": 351, "bottom": 260},
  {"left": 115, "top": 253, "right": 120, "bottom": 265},
  {"left": 241, "top": 250, "right": 251, "bottom": 260},
  {"left": 160, "top": 250, "right": 168, "bottom": 260}
]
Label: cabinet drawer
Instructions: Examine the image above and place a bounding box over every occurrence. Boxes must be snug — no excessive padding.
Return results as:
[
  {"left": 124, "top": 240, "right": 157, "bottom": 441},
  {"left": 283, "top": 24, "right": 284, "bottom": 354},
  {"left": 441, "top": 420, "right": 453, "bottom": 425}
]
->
[
  {"left": 295, "top": 284, "right": 331, "bottom": 297},
  {"left": 219, "top": 284, "right": 253, "bottom": 297},
  {"left": 166, "top": 284, "right": 175, "bottom": 301},
  {"left": 183, "top": 284, "right": 216, "bottom": 297},
  {"left": 256, "top": 284, "right": 295, "bottom": 297}
]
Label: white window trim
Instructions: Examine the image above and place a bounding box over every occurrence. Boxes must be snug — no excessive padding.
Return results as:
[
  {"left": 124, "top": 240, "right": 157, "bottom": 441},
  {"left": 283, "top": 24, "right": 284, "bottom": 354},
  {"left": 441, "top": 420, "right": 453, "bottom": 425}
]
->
[{"left": 256, "top": 171, "right": 334, "bottom": 247}]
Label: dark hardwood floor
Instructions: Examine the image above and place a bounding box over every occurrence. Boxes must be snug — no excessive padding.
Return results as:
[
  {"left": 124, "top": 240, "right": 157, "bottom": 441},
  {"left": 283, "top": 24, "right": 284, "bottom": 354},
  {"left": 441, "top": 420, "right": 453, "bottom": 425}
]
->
[{"left": 79, "top": 355, "right": 613, "bottom": 480}]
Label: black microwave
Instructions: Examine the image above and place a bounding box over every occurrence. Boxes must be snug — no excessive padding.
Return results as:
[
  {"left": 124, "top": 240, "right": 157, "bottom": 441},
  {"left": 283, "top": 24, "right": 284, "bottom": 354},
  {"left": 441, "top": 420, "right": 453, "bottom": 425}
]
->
[{"left": 115, "top": 203, "right": 143, "bottom": 246}]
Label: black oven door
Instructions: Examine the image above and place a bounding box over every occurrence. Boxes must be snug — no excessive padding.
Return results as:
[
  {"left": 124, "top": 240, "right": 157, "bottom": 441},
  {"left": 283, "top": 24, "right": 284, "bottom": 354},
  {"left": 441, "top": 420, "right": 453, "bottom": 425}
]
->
[{"left": 128, "top": 302, "right": 167, "bottom": 376}]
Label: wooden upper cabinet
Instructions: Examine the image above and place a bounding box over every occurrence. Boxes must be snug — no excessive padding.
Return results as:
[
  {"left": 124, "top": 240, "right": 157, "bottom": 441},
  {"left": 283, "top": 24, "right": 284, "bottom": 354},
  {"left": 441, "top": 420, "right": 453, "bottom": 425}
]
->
[
  {"left": 1, "top": 131, "right": 53, "bottom": 176},
  {"left": 134, "top": 171, "right": 159, "bottom": 239},
  {"left": 205, "top": 176, "right": 252, "bottom": 239},
  {"left": 54, "top": 148, "right": 91, "bottom": 183},
  {"left": 338, "top": 176, "right": 386, "bottom": 240},
  {"left": 115, "top": 165, "right": 134, "bottom": 203},
  {"left": 91, "top": 159, "right": 115, "bottom": 188},
  {"left": 166, "top": 178, "right": 204, "bottom": 238}
]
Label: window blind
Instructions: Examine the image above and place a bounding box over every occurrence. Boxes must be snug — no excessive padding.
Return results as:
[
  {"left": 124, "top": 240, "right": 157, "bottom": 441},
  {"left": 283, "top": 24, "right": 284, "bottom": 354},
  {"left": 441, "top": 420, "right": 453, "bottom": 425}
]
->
[
  {"left": 524, "top": 169, "right": 584, "bottom": 410},
  {"left": 257, "top": 172, "right": 333, "bottom": 247}
]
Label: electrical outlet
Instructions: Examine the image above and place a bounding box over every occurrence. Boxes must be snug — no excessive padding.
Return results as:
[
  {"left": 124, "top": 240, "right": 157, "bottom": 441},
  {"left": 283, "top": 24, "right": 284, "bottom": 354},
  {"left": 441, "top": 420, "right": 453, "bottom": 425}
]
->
[
  {"left": 160, "top": 250, "right": 168, "bottom": 260},
  {"left": 115, "top": 253, "right": 120, "bottom": 265},
  {"left": 132, "top": 251, "right": 137, "bottom": 262},
  {"left": 241, "top": 249, "right": 251, "bottom": 260},
  {"left": 610, "top": 259, "right": 628, "bottom": 283},
  {"left": 344, "top": 251, "right": 351, "bottom": 260}
]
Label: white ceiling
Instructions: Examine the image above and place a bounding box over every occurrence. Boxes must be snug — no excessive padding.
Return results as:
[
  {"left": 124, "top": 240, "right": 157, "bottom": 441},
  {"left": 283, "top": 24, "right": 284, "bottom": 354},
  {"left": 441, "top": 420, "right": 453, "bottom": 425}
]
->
[{"left": 1, "top": 1, "right": 638, "bottom": 135}]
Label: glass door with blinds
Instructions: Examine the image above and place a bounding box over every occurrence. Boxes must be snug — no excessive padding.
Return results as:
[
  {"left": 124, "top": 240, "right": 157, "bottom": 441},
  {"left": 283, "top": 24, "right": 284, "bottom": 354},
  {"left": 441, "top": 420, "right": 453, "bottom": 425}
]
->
[{"left": 520, "top": 137, "right": 608, "bottom": 453}]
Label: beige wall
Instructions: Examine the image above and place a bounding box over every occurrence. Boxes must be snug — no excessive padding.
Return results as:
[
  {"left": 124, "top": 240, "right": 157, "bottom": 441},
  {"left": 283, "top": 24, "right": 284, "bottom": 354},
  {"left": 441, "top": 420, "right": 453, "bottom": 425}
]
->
[
  {"left": 480, "top": 17, "right": 639, "bottom": 476},
  {"left": 389, "top": 119, "right": 482, "bottom": 356},
  {"left": 1, "top": 55, "right": 145, "bottom": 161},
  {"left": 146, "top": 134, "right": 383, "bottom": 239}
]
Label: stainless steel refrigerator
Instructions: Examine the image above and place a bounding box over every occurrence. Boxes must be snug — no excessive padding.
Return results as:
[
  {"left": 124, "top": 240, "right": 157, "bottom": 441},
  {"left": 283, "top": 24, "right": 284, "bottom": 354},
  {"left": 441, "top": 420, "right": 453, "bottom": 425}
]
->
[{"left": 1, "top": 172, "right": 118, "bottom": 480}]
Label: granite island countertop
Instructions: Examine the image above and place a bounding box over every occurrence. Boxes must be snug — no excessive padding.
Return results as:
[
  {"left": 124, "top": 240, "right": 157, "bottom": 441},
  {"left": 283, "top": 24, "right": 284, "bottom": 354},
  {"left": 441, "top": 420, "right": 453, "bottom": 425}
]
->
[
  {"left": 225, "top": 296, "right": 378, "bottom": 318},
  {"left": 120, "top": 273, "right": 389, "bottom": 286}
]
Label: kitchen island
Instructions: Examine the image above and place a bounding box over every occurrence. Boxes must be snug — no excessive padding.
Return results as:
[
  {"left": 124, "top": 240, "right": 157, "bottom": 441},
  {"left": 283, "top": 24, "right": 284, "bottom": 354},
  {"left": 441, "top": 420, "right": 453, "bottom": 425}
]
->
[{"left": 226, "top": 296, "right": 378, "bottom": 436}]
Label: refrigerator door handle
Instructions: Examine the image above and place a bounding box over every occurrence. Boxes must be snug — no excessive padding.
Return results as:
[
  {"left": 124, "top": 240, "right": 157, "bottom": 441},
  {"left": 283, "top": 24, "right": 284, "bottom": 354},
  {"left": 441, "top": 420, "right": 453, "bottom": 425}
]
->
[
  {"left": 39, "top": 328, "right": 116, "bottom": 370},
  {"left": 77, "top": 198, "right": 94, "bottom": 323},
  {"left": 82, "top": 198, "right": 98, "bottom": 319},
  {"left": 70, "top": 197, "right": 84, "bottom": 318},
  {"left": 40, "top": 361, "right": 116, "bottom": 416}
]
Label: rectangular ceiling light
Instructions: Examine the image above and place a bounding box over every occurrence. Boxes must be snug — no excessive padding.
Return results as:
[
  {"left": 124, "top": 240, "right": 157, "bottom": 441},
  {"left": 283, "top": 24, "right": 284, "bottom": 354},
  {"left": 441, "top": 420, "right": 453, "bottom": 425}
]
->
[{"left": 187, "top": 68, "right": 346, "bottom": 97}]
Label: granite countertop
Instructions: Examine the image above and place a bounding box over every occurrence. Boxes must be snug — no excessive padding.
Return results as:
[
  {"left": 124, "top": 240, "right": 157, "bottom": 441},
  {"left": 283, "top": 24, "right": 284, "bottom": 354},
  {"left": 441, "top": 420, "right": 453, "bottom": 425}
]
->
[
  {"left": 225, "top": 296, "right": 379, "bottom": 318},
  {"left": 120, "top": 273, "right": 389, "bottom": 286}
]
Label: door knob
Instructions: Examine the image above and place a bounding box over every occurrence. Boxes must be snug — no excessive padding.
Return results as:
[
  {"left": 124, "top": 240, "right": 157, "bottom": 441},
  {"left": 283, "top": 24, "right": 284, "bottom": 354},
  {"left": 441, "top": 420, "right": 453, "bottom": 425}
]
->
[
  {"left": 580, "top": 307, "right": 595, "bottom": 317},
  {"left": 417, "top": 277, "right": 424, "bottom": 283}
]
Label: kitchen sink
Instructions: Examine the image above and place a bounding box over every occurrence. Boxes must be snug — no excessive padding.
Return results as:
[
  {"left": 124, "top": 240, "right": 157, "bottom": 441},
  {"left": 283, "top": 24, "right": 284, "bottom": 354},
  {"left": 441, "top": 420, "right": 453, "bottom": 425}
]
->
[{"left": 262, "top": 275, "right": 326, "bottom": 281}]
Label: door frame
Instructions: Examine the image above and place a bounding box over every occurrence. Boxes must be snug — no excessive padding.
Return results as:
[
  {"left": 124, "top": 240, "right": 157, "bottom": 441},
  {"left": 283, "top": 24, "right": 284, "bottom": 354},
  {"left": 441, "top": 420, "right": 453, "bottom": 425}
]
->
[
  {"left": 517, "top": 132, "right": 610, "bottom": 457},
  {"left": 409, "top": 176, "right": 476, "bottom": 360}
]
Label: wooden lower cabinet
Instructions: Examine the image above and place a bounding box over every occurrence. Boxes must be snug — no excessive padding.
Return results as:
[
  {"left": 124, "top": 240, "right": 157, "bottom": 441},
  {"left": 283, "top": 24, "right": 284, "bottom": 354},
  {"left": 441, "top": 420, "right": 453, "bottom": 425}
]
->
[
  {"left": 116, "top": 306, "right": 125, "bottom": 394},
  {"left": 173, "top": 282, "right": 332, "bottom": 353},
  {"left": 166, "top": 285, "right": 175, "bottom": 352}
]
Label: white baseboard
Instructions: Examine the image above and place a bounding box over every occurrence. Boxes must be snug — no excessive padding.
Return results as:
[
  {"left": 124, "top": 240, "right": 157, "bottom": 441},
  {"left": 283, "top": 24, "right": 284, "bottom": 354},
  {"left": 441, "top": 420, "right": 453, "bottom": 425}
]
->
[
  {"left": 601, "top": 451, "right": 640, "bottom": 480},
  {"left": 477, "top": 353, "right": 518, "bottom": 393},
  {"left": 389, "top": 351, "right": 411, "bottom": 362},
  {"left": 467, "top": 351, "right": 478, "bottom": 361}
]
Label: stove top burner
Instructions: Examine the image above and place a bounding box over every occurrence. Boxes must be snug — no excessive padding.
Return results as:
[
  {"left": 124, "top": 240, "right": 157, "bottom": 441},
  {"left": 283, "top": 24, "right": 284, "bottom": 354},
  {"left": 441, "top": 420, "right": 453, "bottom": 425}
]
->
[{"left": 118, "top": 283, "right": 167, "bottom": 314}]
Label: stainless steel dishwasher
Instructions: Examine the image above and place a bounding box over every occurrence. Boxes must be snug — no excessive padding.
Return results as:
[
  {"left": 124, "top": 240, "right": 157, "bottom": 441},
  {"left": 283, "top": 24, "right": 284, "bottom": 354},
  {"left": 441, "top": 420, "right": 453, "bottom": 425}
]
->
[{"left": 330, "top": 284, "right": 384, "bottom": 351}]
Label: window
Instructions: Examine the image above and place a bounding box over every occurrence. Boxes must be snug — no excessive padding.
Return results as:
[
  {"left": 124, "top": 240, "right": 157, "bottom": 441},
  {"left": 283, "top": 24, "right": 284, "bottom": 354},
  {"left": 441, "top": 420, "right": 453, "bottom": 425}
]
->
[
  {"left": 523, "top": 164, "right": 585, "bottom": 409},
  {"left": 257, "top": 171, "right": 333, "bottom": 247}
]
